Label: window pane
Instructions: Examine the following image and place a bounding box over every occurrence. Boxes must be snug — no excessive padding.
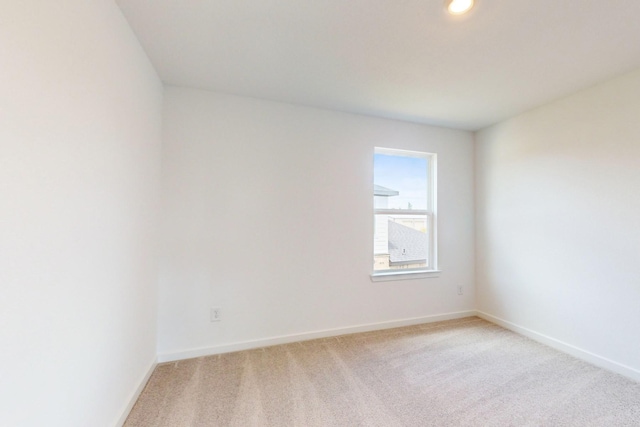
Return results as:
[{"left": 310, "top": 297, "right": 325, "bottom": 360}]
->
[
  {"left": 374, "top": 153, "right": 427, "bottom": 211},
  {"left": 374, "top": 214, "right": 428, "bottom": 271}
]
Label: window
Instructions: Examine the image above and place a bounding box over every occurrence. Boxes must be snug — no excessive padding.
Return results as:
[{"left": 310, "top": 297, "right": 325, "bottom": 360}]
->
[{"left": 372, "top": 148, "right": 437, "bottom": 279}]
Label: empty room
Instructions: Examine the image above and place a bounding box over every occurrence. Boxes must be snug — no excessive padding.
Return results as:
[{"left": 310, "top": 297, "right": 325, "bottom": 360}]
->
[{"left": 2, "top": 0, "right": 639, "bottom": 426}]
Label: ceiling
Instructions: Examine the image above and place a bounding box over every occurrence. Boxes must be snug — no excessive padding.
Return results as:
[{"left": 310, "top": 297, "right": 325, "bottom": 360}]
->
[{"left": 116, "top": 0, "right": 640, "bottom": 131}]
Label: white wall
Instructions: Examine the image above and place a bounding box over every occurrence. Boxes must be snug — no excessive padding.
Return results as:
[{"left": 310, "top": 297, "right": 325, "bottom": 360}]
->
[
  {"left": 476, "top": 69, "right": 640, "bottom": 377},
  {"left": 0, "top": 2, "right": 162, "bottom": 426},
  {"left": 159, "top": 87, "right": 475, "bottom": 359}
]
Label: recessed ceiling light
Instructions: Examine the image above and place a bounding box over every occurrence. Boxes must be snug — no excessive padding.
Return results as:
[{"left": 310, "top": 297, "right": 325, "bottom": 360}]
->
[{"left": 446, "top": 0, "right": 475, "bottom": 15}]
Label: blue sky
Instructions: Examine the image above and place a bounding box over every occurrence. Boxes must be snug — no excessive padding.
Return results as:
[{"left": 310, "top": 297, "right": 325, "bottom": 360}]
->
[{"left": 374, "top": 153, "right": 428, "bottom": 210}]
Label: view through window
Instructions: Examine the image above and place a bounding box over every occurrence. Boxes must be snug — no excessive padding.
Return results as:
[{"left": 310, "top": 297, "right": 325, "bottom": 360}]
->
[{"left": 373, "top": 148, "right": 436, "bottom": 274}]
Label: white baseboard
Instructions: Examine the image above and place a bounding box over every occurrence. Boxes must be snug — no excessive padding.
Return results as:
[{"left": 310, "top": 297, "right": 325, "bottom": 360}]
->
[
  {"left": 477, "top": 311, "right": 640, "bottom": 383},
  {"left": 114, "top": 356, "right": 157, "bottom": 427},
  {"left": 157, "top": 310, "right": 477, "bottom": 363}
]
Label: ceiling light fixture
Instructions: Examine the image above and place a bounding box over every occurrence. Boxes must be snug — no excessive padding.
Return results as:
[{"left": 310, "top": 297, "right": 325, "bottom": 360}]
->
[{"left": 446, "top": 0, "right": 475, "bottom": 15}]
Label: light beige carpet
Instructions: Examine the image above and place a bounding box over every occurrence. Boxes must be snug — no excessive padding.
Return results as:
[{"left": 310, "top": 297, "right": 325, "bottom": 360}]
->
[{"left": 125, "top": 317, "right": 640, "bottom": 426}]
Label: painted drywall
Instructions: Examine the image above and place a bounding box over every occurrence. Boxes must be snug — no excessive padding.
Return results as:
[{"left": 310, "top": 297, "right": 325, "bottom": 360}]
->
[
  {"left": 0, "top": 2, "right": 162, "bottom": 426},
  {"left": 476, "top": 69, "right": 640, "bottom": 375},
  {"left": 158, "top": 87, "right": 475, "bottom": 359}
]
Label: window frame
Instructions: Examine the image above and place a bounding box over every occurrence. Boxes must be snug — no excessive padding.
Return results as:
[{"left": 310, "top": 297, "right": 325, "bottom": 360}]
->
[{"left": 371, "top": 147, "right": 439, "bottom": 281}]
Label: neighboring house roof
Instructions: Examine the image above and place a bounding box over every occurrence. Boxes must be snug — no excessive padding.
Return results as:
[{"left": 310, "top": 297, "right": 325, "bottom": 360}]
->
[
  {"left": 374, "top": 184, "right": 399, "bottom": 197},
  {"left": 388, "top": 220, "right": 427, "bottom": 265}
]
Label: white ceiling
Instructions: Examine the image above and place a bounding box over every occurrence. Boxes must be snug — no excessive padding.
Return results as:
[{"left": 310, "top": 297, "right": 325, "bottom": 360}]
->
[{"left": 116, "top": 0, "right": 640, "bottom": 130}]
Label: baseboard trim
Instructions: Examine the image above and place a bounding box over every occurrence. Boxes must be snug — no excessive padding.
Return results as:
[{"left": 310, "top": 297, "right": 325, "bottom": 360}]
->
[
  {"left": 114, "top": 356, "right": 157, "bottom": 427},
  {"left": 477, "top": 311, "right": 640, "bottom": 383},
  {"left": 157, "top": 310, "right": 476, "bottom": 363}
]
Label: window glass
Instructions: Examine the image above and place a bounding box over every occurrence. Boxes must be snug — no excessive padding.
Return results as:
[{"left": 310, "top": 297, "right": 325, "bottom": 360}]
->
[
  {"left": 373, "top": 148, "right": 435, "bottom": 275},
  {"left": 373, "top": 154, "right": 427, "bottom": 210}
]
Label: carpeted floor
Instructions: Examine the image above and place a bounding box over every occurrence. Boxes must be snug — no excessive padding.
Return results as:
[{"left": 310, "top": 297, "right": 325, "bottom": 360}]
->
[{"left": 125, "top": 317, "right": 640, "bottom": 426}]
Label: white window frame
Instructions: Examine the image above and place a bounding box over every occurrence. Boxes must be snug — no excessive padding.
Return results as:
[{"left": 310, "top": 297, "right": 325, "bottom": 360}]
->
[{"left": 371, "top": 147, "right": 439, "bottom": 281}]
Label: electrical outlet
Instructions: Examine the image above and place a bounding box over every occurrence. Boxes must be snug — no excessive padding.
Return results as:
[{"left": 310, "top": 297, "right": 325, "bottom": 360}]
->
[
  {"left": 210, "top": 307, "right": 221, "bottom": 322},
  {"left": 457, "top": 286, "right": 464, "bottom": 295}
]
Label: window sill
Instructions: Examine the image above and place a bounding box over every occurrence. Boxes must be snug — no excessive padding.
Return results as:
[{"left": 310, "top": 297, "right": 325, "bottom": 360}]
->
[{"left": 370, "top": 270, "right": 441, "bottom": 282}]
